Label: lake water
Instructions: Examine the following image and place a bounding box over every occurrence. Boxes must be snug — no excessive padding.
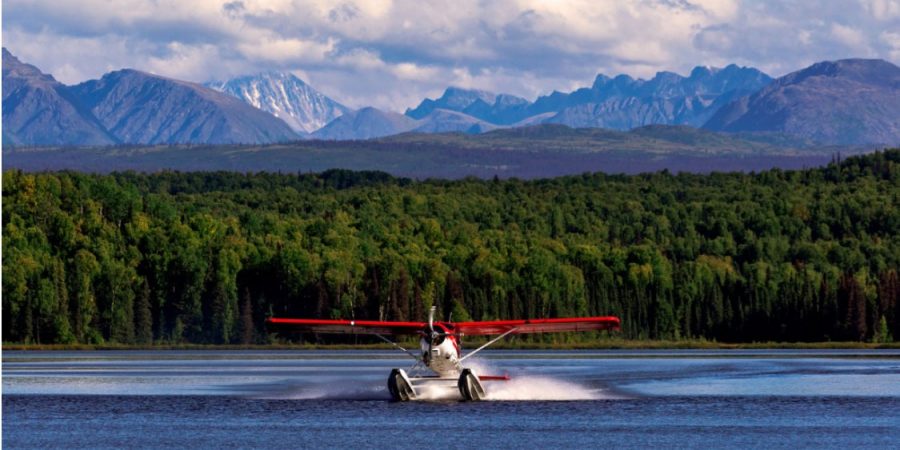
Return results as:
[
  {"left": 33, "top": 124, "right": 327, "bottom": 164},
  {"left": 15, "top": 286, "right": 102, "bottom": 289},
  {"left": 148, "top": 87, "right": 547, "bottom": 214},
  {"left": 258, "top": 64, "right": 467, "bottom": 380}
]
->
[{"left": 4, "top": 349, "right": 900, "bottom": 448}]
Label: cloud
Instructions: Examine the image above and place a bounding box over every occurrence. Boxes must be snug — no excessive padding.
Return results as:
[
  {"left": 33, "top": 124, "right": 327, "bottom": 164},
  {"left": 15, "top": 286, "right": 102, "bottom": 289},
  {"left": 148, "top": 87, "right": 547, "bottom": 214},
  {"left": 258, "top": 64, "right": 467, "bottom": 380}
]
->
[
  {"left": 236, "top": 37, "right": 336, "bottom": 64},
  {"left": 859, "top": 0, "right": 900, "bottom": 19},
  {"left": 830, "top": 24, "right": 863, "bottom": 46},
  {"left": 882, "top": 31, "right": 900, "bottom": 60},
  {"left": 3, "top": 0, "right": 899, "bottom": 111}
]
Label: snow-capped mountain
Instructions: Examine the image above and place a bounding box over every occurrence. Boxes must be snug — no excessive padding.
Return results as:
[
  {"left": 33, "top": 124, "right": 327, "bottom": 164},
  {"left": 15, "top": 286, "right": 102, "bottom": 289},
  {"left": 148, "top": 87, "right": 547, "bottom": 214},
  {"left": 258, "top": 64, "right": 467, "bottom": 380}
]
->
[{"left": 207, "top": 72, "right": 350, "bottom": 134}]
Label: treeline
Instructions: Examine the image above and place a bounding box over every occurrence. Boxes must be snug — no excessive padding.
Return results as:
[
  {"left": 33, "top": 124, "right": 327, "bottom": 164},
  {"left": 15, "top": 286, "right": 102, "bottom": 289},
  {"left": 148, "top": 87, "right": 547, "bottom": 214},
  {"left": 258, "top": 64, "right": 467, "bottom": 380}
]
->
[{"left": 3, "top": 151, "right": 899, "bottom": 345}]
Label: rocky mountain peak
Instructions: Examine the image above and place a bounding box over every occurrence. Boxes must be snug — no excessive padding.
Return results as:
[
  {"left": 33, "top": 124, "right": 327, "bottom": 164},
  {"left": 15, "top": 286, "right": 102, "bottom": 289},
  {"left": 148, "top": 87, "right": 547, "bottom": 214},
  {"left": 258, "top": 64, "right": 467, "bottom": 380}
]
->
[
  {"left": 207, "top": 71, "right": 349, "bottom": 134},
  {"left": 405, "top": 86, "right": 499, "bottom": 119}
]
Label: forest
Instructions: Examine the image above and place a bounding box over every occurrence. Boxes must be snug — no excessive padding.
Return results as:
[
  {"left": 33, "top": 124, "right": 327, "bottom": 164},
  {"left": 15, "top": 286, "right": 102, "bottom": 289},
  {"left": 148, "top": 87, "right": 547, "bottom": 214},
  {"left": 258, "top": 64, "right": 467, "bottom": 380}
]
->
[{"left": 3, "top": 150, "right": 899, "bottom": 345}]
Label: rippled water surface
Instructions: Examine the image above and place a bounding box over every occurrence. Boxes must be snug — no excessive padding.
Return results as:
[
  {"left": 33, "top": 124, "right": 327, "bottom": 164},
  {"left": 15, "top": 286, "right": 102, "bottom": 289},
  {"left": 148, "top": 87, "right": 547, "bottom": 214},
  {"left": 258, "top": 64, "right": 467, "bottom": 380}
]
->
[{"left": 4, "top": 350, "right": 900, "bottom": 448}]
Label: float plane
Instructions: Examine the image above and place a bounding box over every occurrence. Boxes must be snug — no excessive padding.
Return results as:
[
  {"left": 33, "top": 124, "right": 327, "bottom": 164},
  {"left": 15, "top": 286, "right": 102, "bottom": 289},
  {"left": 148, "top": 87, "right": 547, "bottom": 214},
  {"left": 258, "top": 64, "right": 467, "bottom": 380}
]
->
[{"left": 267, "top": 308, "right": 620, "bottom": 401}]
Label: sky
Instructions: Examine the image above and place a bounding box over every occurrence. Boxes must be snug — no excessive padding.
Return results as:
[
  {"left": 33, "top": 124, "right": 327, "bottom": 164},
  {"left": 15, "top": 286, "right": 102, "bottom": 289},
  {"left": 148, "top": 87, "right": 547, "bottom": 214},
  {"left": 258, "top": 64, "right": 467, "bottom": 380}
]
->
[{"left": 3, "top": 0, "right": 900, "bottom": 111}]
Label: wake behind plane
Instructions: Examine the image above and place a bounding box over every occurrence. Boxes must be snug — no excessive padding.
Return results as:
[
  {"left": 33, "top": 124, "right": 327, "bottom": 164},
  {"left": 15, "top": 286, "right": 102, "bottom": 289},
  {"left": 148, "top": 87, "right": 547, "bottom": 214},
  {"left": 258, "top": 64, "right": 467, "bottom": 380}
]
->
[{"left": 267, "top": 307, "right": 620, "bottom": 401}]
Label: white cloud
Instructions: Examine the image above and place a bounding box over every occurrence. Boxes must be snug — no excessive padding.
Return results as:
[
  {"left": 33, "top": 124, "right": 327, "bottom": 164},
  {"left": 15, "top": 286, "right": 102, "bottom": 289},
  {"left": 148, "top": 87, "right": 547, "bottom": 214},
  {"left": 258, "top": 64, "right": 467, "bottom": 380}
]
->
[
  {"left": 859, "top": 0, "right": 900, "bottom": 19},
  {"left": 882, "top": 31, "right": 900, "bottom": 60},
  {"left": 830, "top": 23, "right": 869, "bottom": 52},
  {"left": 237, "top": 37, "right": 336, "bottom": 64},
  {"left": 391, "top": 62, "right": 441, "bottom": 82},
  {"left": 144, "top": 43, "right": 227, "bottom": 81},
  {"left": 3, "top": 0, "right": 899, "bottom": 111}
]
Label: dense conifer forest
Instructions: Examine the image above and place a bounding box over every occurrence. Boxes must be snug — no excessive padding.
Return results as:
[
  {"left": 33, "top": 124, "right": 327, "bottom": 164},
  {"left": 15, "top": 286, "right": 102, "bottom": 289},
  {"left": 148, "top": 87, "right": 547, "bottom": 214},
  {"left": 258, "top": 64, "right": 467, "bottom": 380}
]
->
[{"left": 3, "top": 150, "right": 899, "bottom": 345}]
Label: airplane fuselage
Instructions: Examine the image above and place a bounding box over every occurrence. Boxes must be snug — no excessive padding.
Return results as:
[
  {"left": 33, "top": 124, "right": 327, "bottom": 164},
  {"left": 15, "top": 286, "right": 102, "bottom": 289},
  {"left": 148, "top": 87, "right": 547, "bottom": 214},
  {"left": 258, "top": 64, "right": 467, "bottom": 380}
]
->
[{"left": 419, "top": 324, "right": 461, "bottom": 377}]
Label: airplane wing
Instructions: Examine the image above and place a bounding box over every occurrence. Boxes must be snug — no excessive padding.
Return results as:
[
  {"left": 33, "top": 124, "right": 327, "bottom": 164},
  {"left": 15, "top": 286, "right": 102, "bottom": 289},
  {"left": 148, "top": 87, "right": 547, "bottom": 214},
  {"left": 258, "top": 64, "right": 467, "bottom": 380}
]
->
[
  {"left": 451, "top": 316, "right": 620, "bottom": 336},
  {"left": 266, "top": 318, "right": 426, "bottom": 335}
]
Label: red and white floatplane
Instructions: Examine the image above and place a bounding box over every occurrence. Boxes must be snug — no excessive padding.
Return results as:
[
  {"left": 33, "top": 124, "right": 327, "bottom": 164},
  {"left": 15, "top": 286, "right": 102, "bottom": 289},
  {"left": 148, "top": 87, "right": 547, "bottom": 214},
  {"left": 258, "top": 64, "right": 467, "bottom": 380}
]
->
[{"left": 267, "top": 308, "right": 620, "bottom": 401}]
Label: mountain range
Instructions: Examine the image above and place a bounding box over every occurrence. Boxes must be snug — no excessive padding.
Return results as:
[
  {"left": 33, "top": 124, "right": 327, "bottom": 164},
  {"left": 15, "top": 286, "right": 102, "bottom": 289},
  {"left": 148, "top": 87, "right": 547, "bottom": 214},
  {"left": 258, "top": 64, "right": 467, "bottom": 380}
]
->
[
  {"left": 2, "top": 47, "right": 899, "bottom": 147},
  {"left": 3, "top": 49, "right": 296, "bottom": 146},
  {"left": 405, "top": 64, "right": 772, "bottom": 129}
]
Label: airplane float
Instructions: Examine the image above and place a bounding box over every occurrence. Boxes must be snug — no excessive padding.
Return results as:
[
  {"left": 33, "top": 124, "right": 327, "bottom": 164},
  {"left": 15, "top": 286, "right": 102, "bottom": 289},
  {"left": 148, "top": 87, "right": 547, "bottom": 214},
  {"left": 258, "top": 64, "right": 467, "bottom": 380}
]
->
[{"left": 267, "top": 308, "right": 620, "bottom": 401}]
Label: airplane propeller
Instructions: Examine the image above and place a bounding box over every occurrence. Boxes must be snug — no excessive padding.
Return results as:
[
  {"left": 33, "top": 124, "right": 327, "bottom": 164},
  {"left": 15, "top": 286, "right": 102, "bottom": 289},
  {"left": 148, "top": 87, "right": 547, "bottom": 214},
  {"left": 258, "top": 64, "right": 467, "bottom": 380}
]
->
[
  {"left": 428, "top": 306, "right": 435, "bottom": 335},
  {"left": 425, "top": 306, "right": 446, "bottom": 355}
]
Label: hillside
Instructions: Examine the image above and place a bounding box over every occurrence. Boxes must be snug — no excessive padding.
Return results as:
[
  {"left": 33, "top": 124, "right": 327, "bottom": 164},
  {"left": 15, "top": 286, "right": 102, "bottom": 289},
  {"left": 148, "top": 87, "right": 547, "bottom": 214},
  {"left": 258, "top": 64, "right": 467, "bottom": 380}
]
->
[
  {"left": 2, "top": 48, "right": 116, "bottom": 146},
  {"left": 70, "top": 69, "right": 298, "bottom": 145},
  {"left": 705, "top": 59, "right": 900, "bottom": 145},
  {"left": 311, "top": 107, "right": 418, "bottom": 140},
  {"left": 3, "top": 125, "right": 867, "bottom": 179}
]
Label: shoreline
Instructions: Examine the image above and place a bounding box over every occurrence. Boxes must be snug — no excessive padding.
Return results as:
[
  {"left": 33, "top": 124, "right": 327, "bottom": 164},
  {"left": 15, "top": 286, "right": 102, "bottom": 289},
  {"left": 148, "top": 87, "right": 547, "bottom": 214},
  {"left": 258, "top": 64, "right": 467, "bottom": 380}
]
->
[{"left": 5, "top": 340, "right": 899, "bottom": 351}]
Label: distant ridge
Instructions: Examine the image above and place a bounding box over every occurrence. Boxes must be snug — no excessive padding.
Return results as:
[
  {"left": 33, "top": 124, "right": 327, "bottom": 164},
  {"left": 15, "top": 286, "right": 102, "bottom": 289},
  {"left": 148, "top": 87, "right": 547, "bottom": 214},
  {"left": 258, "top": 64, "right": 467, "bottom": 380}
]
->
[
  {"left": 375, "top": 123, "right": 827, "bottom": 157},
  {"left": 400, "top": 66, "right": 770, "bottom": 131},
  {"left": 406, "top": 87, "right": 499, "bottom": 119},
  {"left": 538, "top": 64, "right": 773, "bottom": 129},
  {"left": 5, "top": 124, "right": 859, "bottom": 179},
  {"left": 312, "top": 107, "right": 418, "bottom": 140},
  {"left": 412, "top": 108, "right": 499, "bottom": 134},
  {"left": 406, "top": 87, "right": 531, "bottom": 125}
]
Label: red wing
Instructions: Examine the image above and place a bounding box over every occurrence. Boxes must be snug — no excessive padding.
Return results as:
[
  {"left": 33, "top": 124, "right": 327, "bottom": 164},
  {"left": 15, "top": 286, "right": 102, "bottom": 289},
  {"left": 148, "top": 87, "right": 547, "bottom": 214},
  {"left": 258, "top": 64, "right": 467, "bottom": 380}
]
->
[
  {"left": 266, "top": 318, "right": 426, "bottom": 335},
  {"left": 452, "top": 316, "right": 620, "bottom": 336}
]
